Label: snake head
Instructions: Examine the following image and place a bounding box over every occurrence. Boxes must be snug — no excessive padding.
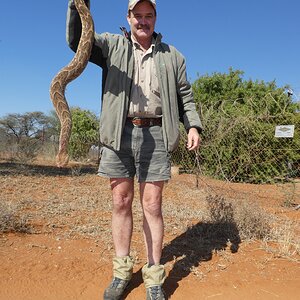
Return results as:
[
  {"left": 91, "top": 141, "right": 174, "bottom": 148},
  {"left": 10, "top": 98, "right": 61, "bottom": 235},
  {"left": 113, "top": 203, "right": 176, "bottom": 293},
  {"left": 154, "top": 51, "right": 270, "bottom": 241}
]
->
[{"left": 56, "top": 151, "right": 69, "bottom": 168}]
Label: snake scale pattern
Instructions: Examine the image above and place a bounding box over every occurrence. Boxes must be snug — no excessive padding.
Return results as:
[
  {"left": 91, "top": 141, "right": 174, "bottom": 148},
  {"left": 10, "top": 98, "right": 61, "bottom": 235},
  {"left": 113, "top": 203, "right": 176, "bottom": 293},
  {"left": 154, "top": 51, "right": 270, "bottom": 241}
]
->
[{"left": 50, "top": 0, "right": 94, "bottom": 167}]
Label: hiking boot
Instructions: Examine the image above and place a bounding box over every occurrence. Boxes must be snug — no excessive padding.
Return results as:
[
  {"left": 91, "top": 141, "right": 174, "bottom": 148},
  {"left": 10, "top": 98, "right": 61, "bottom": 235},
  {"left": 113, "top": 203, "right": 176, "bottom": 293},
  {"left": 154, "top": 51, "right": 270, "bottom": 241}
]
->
[
  {"left": 146, "top": 285, "right": 166, "bottom": 300},
  {"left": 103, "top": 256, "right": 134, "bottom": 299},
  {"left": 103, "top": 277, "right": 129, "bottom": 300},
  {"left": 142, "top": 264, "right": 166, "bottom": 300}
]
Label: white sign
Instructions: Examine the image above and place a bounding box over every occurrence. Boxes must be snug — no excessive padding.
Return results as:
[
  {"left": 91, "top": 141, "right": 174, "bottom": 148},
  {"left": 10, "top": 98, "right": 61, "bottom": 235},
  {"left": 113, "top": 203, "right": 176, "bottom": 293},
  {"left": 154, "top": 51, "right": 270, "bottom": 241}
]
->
[{"left": 274, "top": 125, "right": 295, "bottom": 138}]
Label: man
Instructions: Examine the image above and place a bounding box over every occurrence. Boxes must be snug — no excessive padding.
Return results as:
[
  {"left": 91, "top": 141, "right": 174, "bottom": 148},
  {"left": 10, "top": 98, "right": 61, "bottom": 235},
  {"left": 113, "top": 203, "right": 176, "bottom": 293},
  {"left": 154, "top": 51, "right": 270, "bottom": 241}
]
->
[{"left": 67, "top": 0, "right": 202, "bottom": 299}]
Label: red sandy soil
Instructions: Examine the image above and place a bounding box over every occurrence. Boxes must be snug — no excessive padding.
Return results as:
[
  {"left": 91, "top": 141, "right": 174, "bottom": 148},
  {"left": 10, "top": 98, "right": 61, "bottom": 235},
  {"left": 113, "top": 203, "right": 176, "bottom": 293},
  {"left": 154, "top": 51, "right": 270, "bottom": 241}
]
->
[{"left": 0, "top": 161, "right": 299, "bottom": 300}]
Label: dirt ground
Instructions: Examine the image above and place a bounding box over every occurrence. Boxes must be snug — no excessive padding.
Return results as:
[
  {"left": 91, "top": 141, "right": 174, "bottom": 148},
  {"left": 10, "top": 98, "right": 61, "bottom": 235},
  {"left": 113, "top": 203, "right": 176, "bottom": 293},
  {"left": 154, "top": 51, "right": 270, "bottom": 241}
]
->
[{"left": 0, "top": 160, "right": 299, "bottom": 300}]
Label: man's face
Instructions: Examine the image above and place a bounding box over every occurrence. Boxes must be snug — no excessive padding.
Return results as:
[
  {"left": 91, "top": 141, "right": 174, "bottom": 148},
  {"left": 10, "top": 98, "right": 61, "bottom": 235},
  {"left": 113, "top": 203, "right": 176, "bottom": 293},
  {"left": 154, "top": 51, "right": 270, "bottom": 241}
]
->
[{"left": 127, "top": 1, "right": 156, "bottom": 45}]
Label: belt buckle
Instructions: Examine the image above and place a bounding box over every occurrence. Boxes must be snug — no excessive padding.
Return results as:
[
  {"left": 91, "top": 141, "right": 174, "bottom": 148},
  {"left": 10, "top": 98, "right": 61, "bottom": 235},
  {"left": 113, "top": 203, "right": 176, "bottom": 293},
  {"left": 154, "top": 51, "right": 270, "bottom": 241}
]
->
[{"left": 132, "top": 117, "right": 140, "bottom": 127}]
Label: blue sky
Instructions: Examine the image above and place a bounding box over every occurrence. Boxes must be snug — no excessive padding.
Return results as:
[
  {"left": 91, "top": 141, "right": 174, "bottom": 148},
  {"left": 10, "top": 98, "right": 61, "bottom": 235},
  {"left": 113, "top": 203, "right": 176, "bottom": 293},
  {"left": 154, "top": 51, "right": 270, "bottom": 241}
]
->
[{"left": 1, "top": 0, "right": 299, "bottom": 118}]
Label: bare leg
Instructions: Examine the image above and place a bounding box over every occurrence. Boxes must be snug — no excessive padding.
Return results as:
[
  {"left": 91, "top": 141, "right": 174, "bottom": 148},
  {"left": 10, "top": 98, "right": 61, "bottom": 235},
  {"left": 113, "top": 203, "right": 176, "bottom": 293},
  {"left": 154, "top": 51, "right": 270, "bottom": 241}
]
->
[
  {"left": 140, "top": 181, "right": 165, "bottom": 265},
  {"left": 110, "top": 178, "right": 134, "bottom": 257}
]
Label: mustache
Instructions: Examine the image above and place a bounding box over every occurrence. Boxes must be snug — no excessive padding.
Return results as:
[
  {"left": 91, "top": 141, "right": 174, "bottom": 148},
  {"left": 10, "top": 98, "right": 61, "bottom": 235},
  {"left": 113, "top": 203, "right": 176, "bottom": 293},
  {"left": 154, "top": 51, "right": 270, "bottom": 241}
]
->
[{"left": 137, "top": 25, "right": 150, "bottom": 30}]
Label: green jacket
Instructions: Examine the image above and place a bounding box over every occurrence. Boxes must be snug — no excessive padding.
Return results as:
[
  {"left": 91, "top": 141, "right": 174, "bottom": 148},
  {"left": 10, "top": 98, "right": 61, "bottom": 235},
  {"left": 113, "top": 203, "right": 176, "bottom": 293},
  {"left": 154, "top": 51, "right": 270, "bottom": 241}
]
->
[{"left": 66, "top": 0, "right": 202, "bottom": 151}]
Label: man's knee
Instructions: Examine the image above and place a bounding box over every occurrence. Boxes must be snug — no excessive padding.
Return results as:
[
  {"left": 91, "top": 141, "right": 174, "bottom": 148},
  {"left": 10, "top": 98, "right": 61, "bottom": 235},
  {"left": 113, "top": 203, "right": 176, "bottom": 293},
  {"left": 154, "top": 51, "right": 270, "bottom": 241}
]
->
[
  {"left": 111, "top": 178, "right": 134, "bottom": 212},
  {"left": 112, "top": 193, "right": 133, "bottom": 212},
  {"left": 143, "top": 199, "right": 162, "bottom": 217}
]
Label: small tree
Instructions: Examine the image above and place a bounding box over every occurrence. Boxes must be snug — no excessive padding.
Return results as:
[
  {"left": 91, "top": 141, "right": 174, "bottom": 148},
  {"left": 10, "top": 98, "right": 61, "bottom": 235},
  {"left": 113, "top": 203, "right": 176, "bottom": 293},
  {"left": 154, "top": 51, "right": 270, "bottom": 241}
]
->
[
  {"left": 0, "top": 112, "right": 52, "bottom": 162},
  {"left": 68, "top": 107, "right": 99, "bottom": 160},
  {"left": 0, "top": 112, "right": 51, "bottom": 142}
]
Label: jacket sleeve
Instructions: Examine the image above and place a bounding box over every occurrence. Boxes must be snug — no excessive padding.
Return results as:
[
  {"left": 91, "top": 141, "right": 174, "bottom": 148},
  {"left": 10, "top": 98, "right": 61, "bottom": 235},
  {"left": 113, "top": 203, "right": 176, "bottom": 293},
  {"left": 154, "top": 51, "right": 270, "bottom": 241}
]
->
[
  {"left": 66, "top": 0, "right": 107, "bottom": 68},
  {"left": 176, "top": 53, "right": 203, "bottom": 133}
]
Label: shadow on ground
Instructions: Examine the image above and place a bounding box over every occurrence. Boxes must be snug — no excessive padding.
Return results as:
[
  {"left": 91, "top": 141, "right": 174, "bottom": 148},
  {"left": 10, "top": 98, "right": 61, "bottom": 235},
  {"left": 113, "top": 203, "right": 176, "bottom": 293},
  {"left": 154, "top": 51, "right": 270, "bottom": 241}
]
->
[
  {"left": 123, "top": 221, "right": 241, "bottom": 299},
  {"left": 162, "top": 221, "right": 241, "bottom": 298},
  {"left": 0, "top": 162, "right": 97, "bottom": 177}
]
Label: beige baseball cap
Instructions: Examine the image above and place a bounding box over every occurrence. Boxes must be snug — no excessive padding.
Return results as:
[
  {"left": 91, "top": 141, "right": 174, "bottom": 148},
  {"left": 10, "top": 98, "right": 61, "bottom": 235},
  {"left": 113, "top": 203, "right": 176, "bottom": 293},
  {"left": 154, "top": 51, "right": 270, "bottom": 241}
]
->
[{"left": 128, "top": 0, "right": 156, "bottom": 11}]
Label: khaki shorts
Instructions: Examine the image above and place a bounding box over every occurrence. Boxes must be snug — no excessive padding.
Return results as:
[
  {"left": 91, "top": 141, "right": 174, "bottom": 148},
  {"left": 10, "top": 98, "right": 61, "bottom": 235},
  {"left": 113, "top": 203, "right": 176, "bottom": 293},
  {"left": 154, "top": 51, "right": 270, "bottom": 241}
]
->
[{"left": 98, "top": 120, "right": 171, "bottom": 183}]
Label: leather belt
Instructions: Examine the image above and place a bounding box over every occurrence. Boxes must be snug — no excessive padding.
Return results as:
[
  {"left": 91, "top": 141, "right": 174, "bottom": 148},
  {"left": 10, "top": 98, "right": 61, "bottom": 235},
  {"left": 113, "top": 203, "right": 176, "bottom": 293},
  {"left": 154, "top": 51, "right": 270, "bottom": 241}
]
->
[{"left": 127, "top": 117, "right": 162, "bottom": 127}]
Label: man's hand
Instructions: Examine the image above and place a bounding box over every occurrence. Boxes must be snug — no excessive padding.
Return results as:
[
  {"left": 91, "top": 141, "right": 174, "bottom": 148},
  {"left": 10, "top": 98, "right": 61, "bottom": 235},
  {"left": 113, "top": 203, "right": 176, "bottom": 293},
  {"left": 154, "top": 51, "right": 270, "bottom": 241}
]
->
[{"left": 186, "top": 127, "right": 200, "bottom": 151}]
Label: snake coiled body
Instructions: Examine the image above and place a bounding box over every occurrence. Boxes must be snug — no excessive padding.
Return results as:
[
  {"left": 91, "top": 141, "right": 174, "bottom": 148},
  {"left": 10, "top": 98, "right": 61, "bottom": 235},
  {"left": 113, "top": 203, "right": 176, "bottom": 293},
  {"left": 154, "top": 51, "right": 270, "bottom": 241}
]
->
[{"left": 50, "top": 0, "right": 94, "bottom": 167}]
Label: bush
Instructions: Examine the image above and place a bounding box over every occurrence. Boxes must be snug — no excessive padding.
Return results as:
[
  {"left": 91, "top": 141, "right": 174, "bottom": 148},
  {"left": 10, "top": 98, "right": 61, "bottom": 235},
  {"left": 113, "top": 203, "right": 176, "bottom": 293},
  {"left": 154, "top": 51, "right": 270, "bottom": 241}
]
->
[
  {"left": 0, "top": 202, "right": 32, "bottom": 234},
  {"left": 15, "top": 137, "right": 42, "bottom": 163},
  {"left": 68, "top": 108, "right": 99, "bottom": 160},
  {"left": 205, "top": 194, "right": 271, "bottom": 241},
  {"left": 193, "top": 68, "right": 300, "bottom": 183}
]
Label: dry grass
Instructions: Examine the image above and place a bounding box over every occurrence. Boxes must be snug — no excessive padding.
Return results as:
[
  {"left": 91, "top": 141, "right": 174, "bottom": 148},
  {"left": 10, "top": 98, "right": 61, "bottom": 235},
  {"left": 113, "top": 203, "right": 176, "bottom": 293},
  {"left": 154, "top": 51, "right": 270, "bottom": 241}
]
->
[
  {"left": 204, "top": 194, "right": 271, "bottom": 242},
  {"left": 204, "top": 194, "right": 299, "bottom": 260},
  {"left": 0, "top": 201, "right": 32, "bottom": 234},
  {"left": 267, "top": 221, "right": 300, "bottom": 258},
  {"left": 0, "top": 161, "right": 299, "bottom": 264}
]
